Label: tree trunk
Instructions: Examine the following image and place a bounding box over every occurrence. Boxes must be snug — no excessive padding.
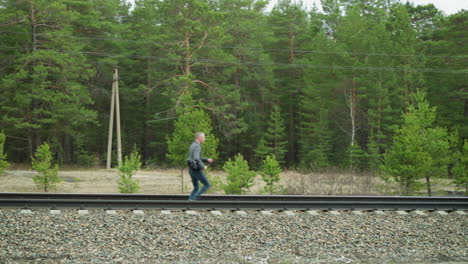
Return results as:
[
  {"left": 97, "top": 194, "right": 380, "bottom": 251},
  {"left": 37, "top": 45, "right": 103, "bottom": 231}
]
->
[
  {"left": 63, "top": 133, "right": 72, "bottom": 163},
  {"left": 425, "top": 175, "right": 432, "bottom": 196},
  {"left": 287, "top": 31, "right": 296, "bottom": 166},
  {"left": 184, "top": 32, "right": 191, "bottom": 76},
  {"left": 29, "top": 0, "right": 41, "bottom": 154},
  {"left": 181, "top": 168, "right": 184, "bottom": 193}
]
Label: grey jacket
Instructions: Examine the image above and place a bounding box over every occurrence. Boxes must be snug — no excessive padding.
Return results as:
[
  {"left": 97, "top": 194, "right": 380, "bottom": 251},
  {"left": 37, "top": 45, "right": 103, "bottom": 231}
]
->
[{"left": 188, "top": 141, "right": 209, "bottom": 169}]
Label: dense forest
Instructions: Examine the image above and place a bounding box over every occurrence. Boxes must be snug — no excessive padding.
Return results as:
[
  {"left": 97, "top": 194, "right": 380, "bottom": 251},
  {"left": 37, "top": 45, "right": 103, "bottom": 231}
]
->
[{"left": 0, "top": 0, "right": 466, "bottom": 174}]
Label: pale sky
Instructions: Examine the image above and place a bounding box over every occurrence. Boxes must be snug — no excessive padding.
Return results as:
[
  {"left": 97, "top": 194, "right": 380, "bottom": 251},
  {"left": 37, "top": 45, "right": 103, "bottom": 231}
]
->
[
  {"left": 279, "top": 0, "right": 467, "bottom": 15},
  {"left": 126, "top": 0, "right": 467, "bottom": 15}
]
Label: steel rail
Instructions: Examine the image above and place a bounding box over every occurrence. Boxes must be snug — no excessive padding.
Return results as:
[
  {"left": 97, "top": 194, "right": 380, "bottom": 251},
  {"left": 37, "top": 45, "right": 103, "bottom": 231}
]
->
[{"left": 0, "top": 193, "right": 467, "bottom": 210}]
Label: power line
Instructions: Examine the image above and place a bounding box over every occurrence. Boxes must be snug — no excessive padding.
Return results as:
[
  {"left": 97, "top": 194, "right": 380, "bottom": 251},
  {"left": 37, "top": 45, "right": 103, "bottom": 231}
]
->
[
  {"left": 1, "top": 30, "right": 467, "bottom": 59},
  {"left": 0, "top": 46, "right": 466, "bottom": 74}
]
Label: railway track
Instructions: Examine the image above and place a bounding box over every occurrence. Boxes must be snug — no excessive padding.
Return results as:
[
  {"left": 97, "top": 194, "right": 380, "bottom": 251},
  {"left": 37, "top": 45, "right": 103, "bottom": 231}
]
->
[{"left": 0, "top": 192, "right": 467, "bottom": 210}]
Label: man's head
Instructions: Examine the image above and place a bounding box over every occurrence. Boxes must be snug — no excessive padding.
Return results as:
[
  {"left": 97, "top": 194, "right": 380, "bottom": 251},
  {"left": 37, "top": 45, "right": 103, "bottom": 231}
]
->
[{"left": 195, "top": 132, "right": 205, "bottom": 144}]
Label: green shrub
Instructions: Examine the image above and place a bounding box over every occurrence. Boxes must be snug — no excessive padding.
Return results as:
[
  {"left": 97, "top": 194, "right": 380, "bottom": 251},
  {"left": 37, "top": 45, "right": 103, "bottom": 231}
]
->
[
  {"left": 222, "top": 153, "right": 256, "bottom": 194},
  {"left": 117, "top": 147, "right": 141, "bottom": 193},
  {"left": 205, "top": 169, "right": 223, "bottom": 194},
  {"left": 0, "top": 132, "right": 9, "bottom": 175},
  {"left": 452, "top": 140, "right": 467, "bottom": 195},
  {"left": 32, "top": 143, "right": 62, "bottom": 192},
  {"left": 260, "top": 155, "right": 286, "bottom": 194}
]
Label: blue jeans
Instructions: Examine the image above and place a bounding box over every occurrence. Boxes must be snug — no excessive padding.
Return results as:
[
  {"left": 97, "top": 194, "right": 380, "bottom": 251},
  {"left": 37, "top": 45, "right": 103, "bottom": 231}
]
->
[{"left": 188, "top": 167, "right": 211, "bottom": 200}]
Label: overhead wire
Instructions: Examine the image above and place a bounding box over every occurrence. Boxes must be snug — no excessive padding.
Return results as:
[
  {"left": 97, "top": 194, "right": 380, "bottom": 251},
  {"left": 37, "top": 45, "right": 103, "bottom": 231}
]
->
[
  {"left": 1, "top": 30, "right": 467, "bottom": 59},
  {"left": 0, "top": 45, "right": 465, "bottom": 74}
]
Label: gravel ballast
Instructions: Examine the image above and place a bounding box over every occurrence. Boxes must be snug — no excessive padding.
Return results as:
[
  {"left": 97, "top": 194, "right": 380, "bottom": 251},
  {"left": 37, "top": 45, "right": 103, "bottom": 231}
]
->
[{"left": 0, "top": 209, "right": 466, "bottom": 263}]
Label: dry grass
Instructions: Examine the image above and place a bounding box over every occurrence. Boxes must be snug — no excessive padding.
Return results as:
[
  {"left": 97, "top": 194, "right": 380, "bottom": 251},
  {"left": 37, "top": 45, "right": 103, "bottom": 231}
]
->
[
  {"left": 3, "top": 164, "right": 461, "bottom": 196},
  {"left": 0, "top": 167, "right": 388, "bottom": 195},
  {"left": 280, "top": 170, "right": 383, "bottom": 195}
]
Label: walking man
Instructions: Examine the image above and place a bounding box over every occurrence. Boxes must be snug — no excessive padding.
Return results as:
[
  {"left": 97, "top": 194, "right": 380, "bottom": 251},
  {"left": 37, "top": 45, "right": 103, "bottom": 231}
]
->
[{"left": 187, "top": 132, "right": 213, "bottom": 200}]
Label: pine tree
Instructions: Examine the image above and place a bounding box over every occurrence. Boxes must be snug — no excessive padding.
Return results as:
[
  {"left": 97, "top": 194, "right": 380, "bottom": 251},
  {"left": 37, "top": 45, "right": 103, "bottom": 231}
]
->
[
  {"left": 260, "top": 155, "right": 285, "bottom": 195},
  {"left": 0, "top": 132, "right": 9, "bottom": 175},
  {"left": 0, "top": 0, "right": 98, "bottom": 163},
  {"left": 263, "top": 105, "right": 288, "bottom": 165},
  {"left": 222, "top": 153, "right": 256, "bottom": 195},
  {"left": 118, "top": 146, "right": 142, "bottom": 193},
  {"left": 166, "top": 95, "right": 219, "bottom": 191},
  {"left": 267, "top": 0, "right": 309, "bottom": 166},
  {"left": 254, "top": 136, "right": 269, "bottom": 168},
  {"left": 32, "top": 143, "right": 62, "bottom": 192},
  {"left": 381, "top": 91, "right": 452, "bottom": 196},
  {"left": 166, "top": 96, "right": 219, "bottom": 168},
  {"left": 452, "top": 140, "right": 468, "bottom": 195}
]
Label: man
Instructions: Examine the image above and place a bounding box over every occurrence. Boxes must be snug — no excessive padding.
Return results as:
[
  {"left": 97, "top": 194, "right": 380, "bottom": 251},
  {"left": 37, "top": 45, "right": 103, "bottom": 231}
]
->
[{"left": 187, "top": 132, "right": 213, "bottom": 200}]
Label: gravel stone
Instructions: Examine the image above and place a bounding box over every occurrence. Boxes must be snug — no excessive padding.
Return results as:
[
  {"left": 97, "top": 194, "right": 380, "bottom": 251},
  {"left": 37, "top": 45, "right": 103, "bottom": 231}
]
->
[
  {"left": 412, "top": 210, "right": 427, "bottom": 217},
  {"left": 210, "top": 210, "right": 222, "bottom": 216},
  {"left": 307, "top": 210, "right": 321, "bottom": 216},
  {"left": 284, "top": 211, "right": 296, "bottom": 216},
  {"left": 261, "top": 211, "right": 273, "bottom": 216},
  {"left": 234, "top": 210, "right": 247, "bottom": 216},
  {"left": 0, "top": 209, "right": 466, "bottom": 263},
  {"left": 352, "top": 211, "right": 365, "bottom": 216},
  {"left": 436, "top": 211, "right": 449, "bottom": 216},
  {"left": 133, "top": 210, "right": 145, "bottom": 215},
  {"left": 105, "top": 210, "right": 117, "bottom": 215}
]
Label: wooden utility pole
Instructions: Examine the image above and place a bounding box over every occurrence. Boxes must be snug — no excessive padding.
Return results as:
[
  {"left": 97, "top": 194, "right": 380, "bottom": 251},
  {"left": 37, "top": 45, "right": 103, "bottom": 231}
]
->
[
  {"left": 115, "top": 69, "right": 122, "bottom": 167},
  {"left": 106, "top": 69, "right": 122, "bottom": 169}
]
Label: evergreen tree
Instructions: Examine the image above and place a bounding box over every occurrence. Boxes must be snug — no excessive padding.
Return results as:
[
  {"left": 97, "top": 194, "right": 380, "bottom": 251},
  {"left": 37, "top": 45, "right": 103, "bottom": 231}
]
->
[
  {"left": 267, "top": 0, "right": 309, "bottom": 166},
  {"left": 263, "top": 105, "right": 288, "bottom": 165},
  {"left": 118, "top": 146, "right": 142, "bottom": 193},
  {"left": 381, "top": 91, "right": 452, "bottom": 195},
  {"left": 452, "top": 140, "right": 467, "bottom": 195},
  {"left": 166, "top": 96, "right": 218, "bottom": 168},
  {"left": 254, "top": 136, "right": 269, "bottom": 168},
  {"left": 0, "top": 0, "right": 98, "bottom": 163},
  {"left": 32, "top": 143, "right": 62, "bottom": 192},
  {"left": 222, "top": 153, "right": 256, "bottom": 194},
  {"left": 260, "top": 155, "right": 285, "bottom": 195},
  {"left": 0, "top": 132, "right": 9, "bottom": 175}
]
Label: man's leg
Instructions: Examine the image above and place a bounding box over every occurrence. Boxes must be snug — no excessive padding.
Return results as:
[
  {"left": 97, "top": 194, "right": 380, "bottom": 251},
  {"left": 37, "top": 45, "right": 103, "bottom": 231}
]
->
[
  {"left": 194, "top": 171, "right": 211, "bottom": 199},
  {"left": 188, "top": 168, "right": 199, "bottom": 200}
]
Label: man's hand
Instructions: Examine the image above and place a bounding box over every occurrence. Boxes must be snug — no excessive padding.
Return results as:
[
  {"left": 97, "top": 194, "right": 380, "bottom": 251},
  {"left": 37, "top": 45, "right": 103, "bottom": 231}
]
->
[{"left": 207, "top": 158, "right": 214, "bottom": 163}]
